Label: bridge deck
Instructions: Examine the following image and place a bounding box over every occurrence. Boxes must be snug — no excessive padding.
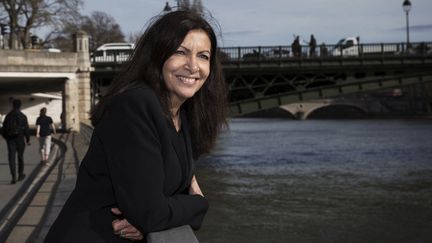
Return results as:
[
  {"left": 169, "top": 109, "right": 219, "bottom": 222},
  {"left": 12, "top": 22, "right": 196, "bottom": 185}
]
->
[{"left": 88, "top": 42, "right": 432, "bottom": 116}]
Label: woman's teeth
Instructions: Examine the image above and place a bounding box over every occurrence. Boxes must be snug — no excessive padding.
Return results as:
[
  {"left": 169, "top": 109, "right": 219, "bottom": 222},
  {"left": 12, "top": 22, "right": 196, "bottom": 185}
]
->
[{"left": 178, "top": 76, "right": 197, "bottom": 84}]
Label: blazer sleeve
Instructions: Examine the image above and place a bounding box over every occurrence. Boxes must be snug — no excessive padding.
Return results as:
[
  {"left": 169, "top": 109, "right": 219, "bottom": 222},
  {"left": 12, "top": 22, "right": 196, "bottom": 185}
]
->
[{"left": 95, "top": 89, "right": 208, "bottom": 234}]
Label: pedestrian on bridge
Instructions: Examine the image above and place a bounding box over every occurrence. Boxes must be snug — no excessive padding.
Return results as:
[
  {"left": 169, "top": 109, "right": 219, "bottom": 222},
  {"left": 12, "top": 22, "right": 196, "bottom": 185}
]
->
[
  {"left": 320, "top": 42, "right": 328, "bottom": 57},
  {"left": 1, "top": 99, "right": 30, "bottom": 184},
  {"left": 309, "top": 34, "right": 317, "bottom": 57},
  {"left": 292, "top": 35, "right": 301, "bottom": 58},
  {"left": 45, "top": 10, "right": 227, "bottom": 242}
]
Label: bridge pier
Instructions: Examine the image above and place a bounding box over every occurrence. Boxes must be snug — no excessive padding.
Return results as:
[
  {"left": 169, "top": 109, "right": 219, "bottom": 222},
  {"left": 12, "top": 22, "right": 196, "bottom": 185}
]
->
[
  {"left": 63, "top": 79, "right": 79, "bottom": 131},
  {"left": 295, "top": 111, "right": 306, "bottom": 120},
  {"left": 74, "top": 31, "right": 92, "bottom": 125}
]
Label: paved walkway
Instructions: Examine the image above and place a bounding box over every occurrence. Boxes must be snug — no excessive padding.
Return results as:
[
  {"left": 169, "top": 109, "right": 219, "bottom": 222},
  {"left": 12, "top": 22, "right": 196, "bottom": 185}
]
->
[
  {"left": 0, "top": 132, "right": 90, "bottom": 242},
  {"left": 0, "top": 136, "right": 41, "bottom": 212}
]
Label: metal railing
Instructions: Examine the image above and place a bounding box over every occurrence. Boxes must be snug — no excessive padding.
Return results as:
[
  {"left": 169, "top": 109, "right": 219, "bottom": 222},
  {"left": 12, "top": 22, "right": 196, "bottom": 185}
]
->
[
  {"left": 219, "top": 42, "right": 432, "bottom": 62},
  {"left": 90, "top": 41, "right": 432, "bottom": 64}
]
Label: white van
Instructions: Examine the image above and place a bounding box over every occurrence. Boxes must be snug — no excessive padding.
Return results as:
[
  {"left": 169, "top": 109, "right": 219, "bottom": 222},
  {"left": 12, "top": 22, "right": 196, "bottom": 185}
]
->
[
  {"left": 331, "top": 37, "right": 399, "bottom": 57},
  {"left": 92, "top": 43, "right": 135, "bottom": 62}
]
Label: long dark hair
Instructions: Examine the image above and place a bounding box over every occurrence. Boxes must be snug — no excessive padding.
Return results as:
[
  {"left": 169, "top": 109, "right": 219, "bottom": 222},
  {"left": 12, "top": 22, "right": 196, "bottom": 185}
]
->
[{"left": 91, "top": 10, "right": 227, "bottom": 158}]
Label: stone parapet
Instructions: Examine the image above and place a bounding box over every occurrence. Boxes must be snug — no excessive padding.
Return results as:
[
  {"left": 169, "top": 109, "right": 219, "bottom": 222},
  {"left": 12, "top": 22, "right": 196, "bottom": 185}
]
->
[
  {"left": 0, "top": 50, "right": 77, "bottom": 66},
  {"left": 0, "top": 65, "right": 78, "bottom": 73}
]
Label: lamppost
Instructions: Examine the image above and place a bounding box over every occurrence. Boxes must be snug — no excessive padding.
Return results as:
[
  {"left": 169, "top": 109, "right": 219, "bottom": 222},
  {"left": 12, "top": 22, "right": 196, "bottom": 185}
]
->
[{"left": 402, "top": 0, "right": 411, "bottom": 45}]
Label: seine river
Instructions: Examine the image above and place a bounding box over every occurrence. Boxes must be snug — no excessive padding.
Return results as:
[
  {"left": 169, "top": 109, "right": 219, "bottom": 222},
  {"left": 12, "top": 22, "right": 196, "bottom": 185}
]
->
[{"left": 195, "top": 118, "right": 432, "bottom": 243}]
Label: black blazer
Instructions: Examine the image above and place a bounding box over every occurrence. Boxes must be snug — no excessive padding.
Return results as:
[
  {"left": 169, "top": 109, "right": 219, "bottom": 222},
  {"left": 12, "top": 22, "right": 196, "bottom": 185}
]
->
[{"left": 45, "top": 87, "right": 208, "bottom": 243}]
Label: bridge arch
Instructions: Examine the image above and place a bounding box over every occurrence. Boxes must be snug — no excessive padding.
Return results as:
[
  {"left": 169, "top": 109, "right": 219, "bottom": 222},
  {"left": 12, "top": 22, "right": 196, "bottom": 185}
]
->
[
  {"left": 306, "top": 103, "right": 368, "bottom": 119},
  {"left": 241, "top": 107, "right": 296, "bottom": 119},
  {"left": 281, "top": 99, "right": 368, "bottom": 119}
]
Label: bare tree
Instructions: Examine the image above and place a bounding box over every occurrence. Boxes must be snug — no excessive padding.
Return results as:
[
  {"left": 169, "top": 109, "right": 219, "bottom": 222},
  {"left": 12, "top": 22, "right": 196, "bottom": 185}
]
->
[
  {"left": 51, "top": 11, "right": 125, "bottom": 51},
  {"left": 127, "top": 31, "right": 141, "bottom": 44},
  {"left": 84, "top": 11, "right": 124, "bottom": 50},
  {"left": 0, "top": 0, "right": 82, "bottom": 49},
  {"left": 0, "top": 0, "right": 22, "bottom": 49}
]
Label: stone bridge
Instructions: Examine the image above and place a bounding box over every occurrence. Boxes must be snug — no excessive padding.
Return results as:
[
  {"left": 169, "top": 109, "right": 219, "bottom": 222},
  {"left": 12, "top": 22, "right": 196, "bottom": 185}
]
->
[{"left": 0, "top": 32, "right": 91, "bottom": 131}]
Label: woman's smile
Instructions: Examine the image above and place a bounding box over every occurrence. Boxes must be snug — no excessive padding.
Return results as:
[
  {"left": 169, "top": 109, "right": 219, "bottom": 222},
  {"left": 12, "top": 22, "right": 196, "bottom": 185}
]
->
[{"left": 176, "top": 75, "right": 200, "bottom": 85}]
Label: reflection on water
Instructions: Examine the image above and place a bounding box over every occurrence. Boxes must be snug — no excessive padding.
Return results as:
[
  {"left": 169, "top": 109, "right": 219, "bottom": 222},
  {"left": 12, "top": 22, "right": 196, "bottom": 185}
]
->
[{"left": 195, "top": 119, "right": 432, "bottom": 243}]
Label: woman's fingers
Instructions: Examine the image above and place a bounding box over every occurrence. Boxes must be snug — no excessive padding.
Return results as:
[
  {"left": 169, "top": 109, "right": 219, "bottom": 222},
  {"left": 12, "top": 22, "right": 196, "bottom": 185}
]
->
[
  {"left": 122, "top": 234, "right": 143, "bottom": 241},
  {"left": 111, "top": 207, "right": 122, "bottom": 215},
  {"left": 112, "top": 218, "right": 144, "bottom": 240},
  {"left": 110, "top": 207, "right": 143, "bottom": 240},
  {"left": 121, "top": 228, "right": 144, "bottom": 240},
  {"left": 117, "top": 222, "right": 144, "bottom": 240},
  {"left": 112, "top": 219, "right": 128, "bottom": 233}
]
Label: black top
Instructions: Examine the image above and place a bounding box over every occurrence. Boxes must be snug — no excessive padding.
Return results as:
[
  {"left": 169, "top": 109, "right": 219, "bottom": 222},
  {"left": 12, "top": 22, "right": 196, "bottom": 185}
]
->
[
  {"left": 1, "top": 109, "right": 30, "bottom": 143},
  {"left": 167, "top": 112, "right": 190, "bottom": 186},
  {"left": 36, "top": 115, "right": 54, "bottom": 136},
  {"left": 44, "top": 86, "right": 208, "bottom": 243}
]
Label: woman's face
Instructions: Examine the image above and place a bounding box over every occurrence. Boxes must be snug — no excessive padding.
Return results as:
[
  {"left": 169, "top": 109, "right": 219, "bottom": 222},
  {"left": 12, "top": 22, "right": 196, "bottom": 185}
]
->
[{"left": 162, "top": 29, "right": 211, "bottom": 106}]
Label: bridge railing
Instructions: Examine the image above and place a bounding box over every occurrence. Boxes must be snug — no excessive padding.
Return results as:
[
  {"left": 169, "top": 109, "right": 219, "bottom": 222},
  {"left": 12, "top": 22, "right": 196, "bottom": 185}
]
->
[
  {"left": 90, "top": 42, "right": 432, "bottom": 64},
  {"left": 219, "top": 42, "right": 432, "bottom": 62},
  {"left": 92, "top": 54, "right": 130, "bottom": 63}
]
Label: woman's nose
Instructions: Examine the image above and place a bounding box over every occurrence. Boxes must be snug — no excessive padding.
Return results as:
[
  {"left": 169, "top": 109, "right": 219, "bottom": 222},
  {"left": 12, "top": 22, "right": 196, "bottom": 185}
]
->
[{"left": 185, "top": 56, "right": 199, "bottom": 73}]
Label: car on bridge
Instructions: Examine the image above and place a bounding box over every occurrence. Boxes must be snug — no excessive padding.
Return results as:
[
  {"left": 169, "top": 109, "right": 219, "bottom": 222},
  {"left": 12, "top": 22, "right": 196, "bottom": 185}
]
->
[
  {"left": 92, "top": 43, "right": 135, "bottom": 63},
  {"left": 262, "top": 47, "right": 290, "bottom": 58},
  {"left": 331, "top": 37, "right": 400, "bottom": 57}
]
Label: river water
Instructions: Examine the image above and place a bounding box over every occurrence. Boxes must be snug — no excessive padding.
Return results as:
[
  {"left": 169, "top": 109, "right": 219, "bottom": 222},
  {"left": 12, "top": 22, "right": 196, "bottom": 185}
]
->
[{"left": 195, "top": 118, "right": 432, "bottom": 243}]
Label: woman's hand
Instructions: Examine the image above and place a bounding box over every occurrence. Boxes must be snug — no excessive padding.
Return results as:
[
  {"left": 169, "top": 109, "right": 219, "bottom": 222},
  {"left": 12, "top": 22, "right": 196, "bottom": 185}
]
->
[
  {"left": 189, "top": 175, "right": 204, "bottom": 197},
  {"left": 111, "top": 208, "right": 144, "bottom": 241}
]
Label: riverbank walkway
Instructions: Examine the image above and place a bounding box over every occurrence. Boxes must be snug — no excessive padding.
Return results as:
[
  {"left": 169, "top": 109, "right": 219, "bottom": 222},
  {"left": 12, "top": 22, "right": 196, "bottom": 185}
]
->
[{"left": 0, "top": 132, "right": 89, "bottom": 242}]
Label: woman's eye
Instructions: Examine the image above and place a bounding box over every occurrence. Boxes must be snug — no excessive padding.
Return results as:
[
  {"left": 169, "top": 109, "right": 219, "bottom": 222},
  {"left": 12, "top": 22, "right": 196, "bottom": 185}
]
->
[
  {"left": 199, "top": 54, "right": 210, "bottom": 60},
  {"left": 175, "top": 50, "right": 185, "bottom": 55}
]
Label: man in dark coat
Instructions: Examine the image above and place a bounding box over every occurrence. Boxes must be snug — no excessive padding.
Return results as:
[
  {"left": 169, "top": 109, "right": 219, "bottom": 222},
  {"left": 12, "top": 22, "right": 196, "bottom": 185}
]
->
[
  {"left": 2, "top": 99, "right": 30, "bottom": 184},
  {"left": 309, "top": 34, "right": 317, "bottom": 57},
  {"left": 292, "top": 36, "right": 301, "bottom": 58}
]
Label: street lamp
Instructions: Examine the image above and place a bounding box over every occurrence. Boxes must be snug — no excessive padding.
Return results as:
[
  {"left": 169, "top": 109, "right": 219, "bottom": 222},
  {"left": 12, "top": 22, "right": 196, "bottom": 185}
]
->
[{"left": 402, "top": 0, "right": 411, "bottom": 45}]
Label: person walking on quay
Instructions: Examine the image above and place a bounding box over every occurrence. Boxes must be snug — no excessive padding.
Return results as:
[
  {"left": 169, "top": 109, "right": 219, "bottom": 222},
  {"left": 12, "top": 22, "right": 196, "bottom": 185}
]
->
[
  {"left": 309, "top": 34, "right": 317, "bottom": 57},
  {"left": 1, "top": 99, "right": 30, "bottom": 184},
  {"left": 36, "top": 107, "right": 56, "bottom": 164},
  {"left": 45, "top": 10, "right": 227, "bottom": 242}
]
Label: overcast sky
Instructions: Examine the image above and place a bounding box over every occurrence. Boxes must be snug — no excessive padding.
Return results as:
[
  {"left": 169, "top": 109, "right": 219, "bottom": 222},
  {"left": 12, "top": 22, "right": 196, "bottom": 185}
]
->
[{"left": 81, "top": 0, "right": 432, "bottom": 47}]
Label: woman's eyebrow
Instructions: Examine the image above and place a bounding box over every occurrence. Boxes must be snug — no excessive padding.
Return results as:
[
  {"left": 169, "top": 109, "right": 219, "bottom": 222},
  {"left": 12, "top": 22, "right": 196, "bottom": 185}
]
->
[{"left": 179, "top": 45, "right": 211, "bottom": 54}]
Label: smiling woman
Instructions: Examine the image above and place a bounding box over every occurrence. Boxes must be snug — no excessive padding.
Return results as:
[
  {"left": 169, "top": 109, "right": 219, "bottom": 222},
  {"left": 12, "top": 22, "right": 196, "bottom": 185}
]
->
[{"left": 44, "top": 10, "right": 227, "bottom": 243}]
